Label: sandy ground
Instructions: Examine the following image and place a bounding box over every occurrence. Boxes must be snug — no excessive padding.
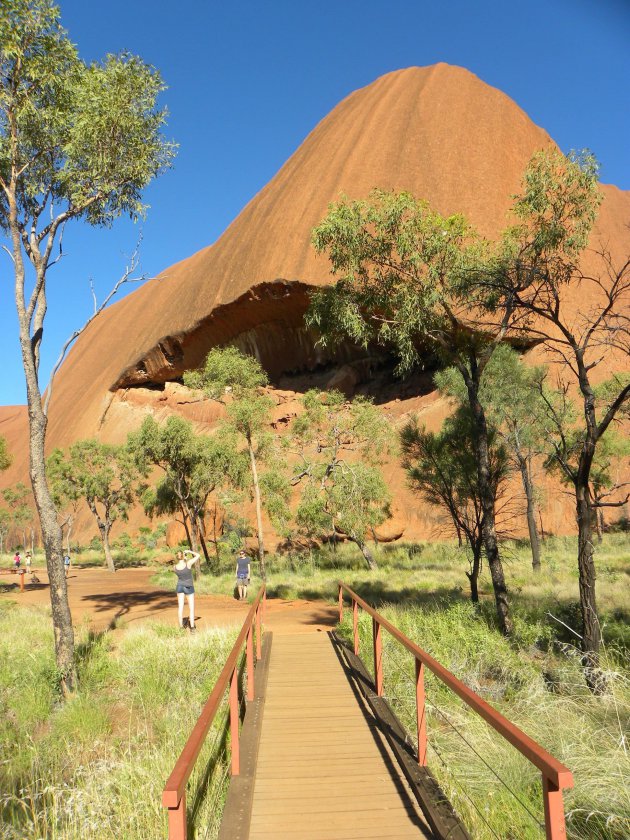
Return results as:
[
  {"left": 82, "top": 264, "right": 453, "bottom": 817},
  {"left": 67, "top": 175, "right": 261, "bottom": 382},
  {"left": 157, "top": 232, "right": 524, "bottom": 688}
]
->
[{"left": 0, "top": 566, "right": 337, "bottom": 636}]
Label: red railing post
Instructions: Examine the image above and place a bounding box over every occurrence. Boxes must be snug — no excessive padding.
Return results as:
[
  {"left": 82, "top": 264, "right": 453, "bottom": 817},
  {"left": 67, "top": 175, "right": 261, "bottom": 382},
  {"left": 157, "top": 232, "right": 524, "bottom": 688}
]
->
[
  {"left": 246, "top": 627, "right": 255, "bottom": 702},
  {"left": 166, "top": 792, "right": 186, "bottom": 840},
  {"left": 229, "top": 667, "right": 240, "bottom": 776},
  {"left": 338, "top": 584, "right": 343, "bottom": 622},
  {"left": 373, "top": 617, "right": 383, "bottom": 696},
  {"left": 353, "top": 599, "right": 359, "bottom": 655},
  {"left": 415, "top": 659, "right": 427, "bottom": 766},
  {"left": 19, "top": 571, "right": 24, "bottom": 593},
  {"left": 255, "top": 600, "right": 262, "bottom": 661},
  {"left": 543, "top": 775, "right": 568, "bottom": 840}
]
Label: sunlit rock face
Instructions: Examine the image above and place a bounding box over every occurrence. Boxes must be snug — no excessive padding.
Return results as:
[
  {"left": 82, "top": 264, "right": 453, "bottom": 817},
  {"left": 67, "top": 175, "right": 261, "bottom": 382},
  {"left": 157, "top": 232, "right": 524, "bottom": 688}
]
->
[{"left": 2, "top": 64, "right": 629, "bottom": 543}]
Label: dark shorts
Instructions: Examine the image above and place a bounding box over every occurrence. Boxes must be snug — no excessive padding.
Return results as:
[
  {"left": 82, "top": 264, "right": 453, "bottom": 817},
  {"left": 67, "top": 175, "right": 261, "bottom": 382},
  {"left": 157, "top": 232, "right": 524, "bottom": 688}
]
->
[
  {"left": 176, "top": 584, "right": 194, "bottom": 595},
  {"left": 237, "top": 574, "right": 248, "bottom": 581}
]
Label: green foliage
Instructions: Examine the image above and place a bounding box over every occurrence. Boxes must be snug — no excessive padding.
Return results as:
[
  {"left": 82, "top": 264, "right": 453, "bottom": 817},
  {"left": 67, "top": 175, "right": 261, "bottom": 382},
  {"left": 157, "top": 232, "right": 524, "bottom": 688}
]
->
[
  {"left": 47, "top": 440, "right": 142, "bottom": 525},
  {"left": 507, "top": 148, "right": 602, "bottom": 260},
  {"left": 2, "top": 481, "right": 32, "bottom": 542},
  {"left": 400, "top": 407, "right": 510, "bottom": 593},
  {"left": 0, "top": 436, "right": 11, "bottom": 471},
  {"left": 129, "top": 414, "right": 247, "bottom": 522},
  {"left": 183, "top": 345, "right": 268, "bottom": 398},
  {"left": 309, "top": 189, "right": 485, "bottom": 372},
  {"left": 0, "top": 0, "right": 176, "bottom": 230},
  {"left": 291, "top": 390, "right": 392, "bottom": 552},
  {"left": 435, "top": 344, "right": 548, "bottom": 457}
]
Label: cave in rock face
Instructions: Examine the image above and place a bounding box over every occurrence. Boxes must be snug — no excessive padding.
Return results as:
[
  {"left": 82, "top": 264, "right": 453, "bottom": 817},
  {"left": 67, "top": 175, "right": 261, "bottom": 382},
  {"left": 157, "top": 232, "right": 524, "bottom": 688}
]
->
[{"left": 113, "top": 279, "right": 438, "bottom": 402}]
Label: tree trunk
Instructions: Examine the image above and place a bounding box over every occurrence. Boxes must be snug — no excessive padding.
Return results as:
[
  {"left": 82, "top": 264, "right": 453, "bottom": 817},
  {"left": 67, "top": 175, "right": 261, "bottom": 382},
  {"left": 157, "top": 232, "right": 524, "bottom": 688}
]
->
[
  {"left": 66, "top": 517, "right": 73, "bottom": 556},
  {"left": 248, "top": 437, "right": 266, "bottom": 580},
  {"left": 17, "top": 318, "right": 76, "bottom": 692},
  {"left": 595, "top": 506, "right": 604, "bottom": 543},
  {"left": 465, "top": 542, "right": 481, "bottom": 604},
  {"left": 466, "top": 377, "right": 512, "bottom": 635},
  {"left": 195, "top": 514, "right": 212, "bottom": 566},
  {"left": 518, "top": 455, "right": 541, "bottom": 572},
  {"left": 98, "top": 520, "right": 116, "bottom": 573},
  {"left": 576, "top": 486, "right": 606, "bottom": 693},
  {"left": 352, "top": 536, "right": 378, "bottom": 570}
]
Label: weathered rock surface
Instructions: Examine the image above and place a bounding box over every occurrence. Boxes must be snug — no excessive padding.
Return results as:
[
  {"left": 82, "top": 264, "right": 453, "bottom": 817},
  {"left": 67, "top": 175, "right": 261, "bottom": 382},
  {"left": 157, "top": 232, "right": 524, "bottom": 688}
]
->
[{"left": 1, "top": 63, "right": 629, "bottom": 545}]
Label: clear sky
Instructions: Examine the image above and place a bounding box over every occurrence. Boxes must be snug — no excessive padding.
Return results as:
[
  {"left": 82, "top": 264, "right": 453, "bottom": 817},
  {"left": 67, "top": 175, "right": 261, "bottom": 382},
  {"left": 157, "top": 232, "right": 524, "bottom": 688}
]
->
[{"left": 1, "top": 0, "right": 628, "bottom": 406}]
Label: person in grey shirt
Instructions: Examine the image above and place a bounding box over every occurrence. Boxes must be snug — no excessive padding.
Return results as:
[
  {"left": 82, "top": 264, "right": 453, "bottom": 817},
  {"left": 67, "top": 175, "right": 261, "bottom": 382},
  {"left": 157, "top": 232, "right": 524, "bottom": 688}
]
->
[
  {"left": 173, "top": 549, "right": 200, "bottom": 631},
  {"left": 235, "top": 550, "right": 251, "bottom": 601}
]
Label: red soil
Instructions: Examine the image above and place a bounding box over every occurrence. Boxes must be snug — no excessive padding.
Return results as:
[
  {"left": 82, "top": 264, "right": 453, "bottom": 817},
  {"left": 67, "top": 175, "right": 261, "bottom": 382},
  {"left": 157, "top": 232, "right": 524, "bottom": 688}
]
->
[{"left": 0, "top": 566, "right": 337, "bottom": 635}]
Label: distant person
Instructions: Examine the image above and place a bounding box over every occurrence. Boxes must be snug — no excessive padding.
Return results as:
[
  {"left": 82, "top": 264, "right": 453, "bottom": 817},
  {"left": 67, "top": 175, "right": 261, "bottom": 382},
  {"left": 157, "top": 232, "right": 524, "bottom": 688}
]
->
[
  {"left": 63, "top": 553, "right": 71, "bottom": 577},
  {"left": 173, "top": 549, "right": 199, "bottom": 632},
  {"left": 235, "top": 550, "right": 251, "bottom": 601},
  {"left": 13, "top": 550, "right": 21, "bottom": 570},
  {"left": 25, "top": 551, "right": 32, "bottom": 574}
]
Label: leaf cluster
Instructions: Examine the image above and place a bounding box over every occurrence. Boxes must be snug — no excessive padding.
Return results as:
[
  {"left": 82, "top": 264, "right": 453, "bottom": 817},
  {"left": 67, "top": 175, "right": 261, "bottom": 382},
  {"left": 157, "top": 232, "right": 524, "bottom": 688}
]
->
[
  {"left": 47, "top": 440, "right": 141, "bottom": 523},
  {"left": 0, "top": 436, "right": 11, "bottom": 471},
  {"left": 308, "top": 189, "right": 483, "bottom": 372}
]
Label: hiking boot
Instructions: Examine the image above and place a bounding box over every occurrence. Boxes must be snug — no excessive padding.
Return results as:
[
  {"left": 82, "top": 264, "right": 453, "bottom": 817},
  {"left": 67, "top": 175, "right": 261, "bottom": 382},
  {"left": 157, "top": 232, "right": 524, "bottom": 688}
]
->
[{"left": 189, "top": 625, "right": 197, "bottom": 634}]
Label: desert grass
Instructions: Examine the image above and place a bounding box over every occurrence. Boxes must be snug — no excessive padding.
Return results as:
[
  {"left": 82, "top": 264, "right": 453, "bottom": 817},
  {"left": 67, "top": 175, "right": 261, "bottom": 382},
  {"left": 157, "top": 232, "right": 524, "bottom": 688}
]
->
[{"left": 0, "top": 603, "right": 239, "bottom": 839}]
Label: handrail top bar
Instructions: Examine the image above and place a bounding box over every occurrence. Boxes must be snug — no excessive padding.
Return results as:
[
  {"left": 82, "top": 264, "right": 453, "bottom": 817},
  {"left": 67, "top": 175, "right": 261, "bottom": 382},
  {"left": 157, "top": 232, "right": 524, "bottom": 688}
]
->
[
  {"left": 162, "top": 585, "right": 266, "bottom": 808},
  {"left": 338, "top": 581, "right": 573, "bottom": 790}
]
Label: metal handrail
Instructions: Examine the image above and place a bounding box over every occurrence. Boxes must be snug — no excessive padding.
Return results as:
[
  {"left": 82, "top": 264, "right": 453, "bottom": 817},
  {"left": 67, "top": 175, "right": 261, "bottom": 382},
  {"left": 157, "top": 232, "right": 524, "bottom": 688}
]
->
[
  {"left": 162, "top": 585, "right": 266, "bottom": 840},
  {"left": 338, "top": 581, "right": 574, "bottom": 840}
]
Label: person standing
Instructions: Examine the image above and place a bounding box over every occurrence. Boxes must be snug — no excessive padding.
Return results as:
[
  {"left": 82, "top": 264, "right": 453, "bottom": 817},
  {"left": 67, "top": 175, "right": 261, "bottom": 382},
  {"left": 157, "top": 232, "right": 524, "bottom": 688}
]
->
[
  {"left": 235, "top": 550, "right": 251, "bottom": 601},
  {"left": 63, "top": 553, "right": 71, "bottom": 577},
  {"left": 25, "top": 551, "right": 32, "bottom": 574},
  {"left": 13, "top": 550, "right": 21, "bottom": 570},
  {"left": 174, "top": 549, "right": 200, "bottom": 631}
]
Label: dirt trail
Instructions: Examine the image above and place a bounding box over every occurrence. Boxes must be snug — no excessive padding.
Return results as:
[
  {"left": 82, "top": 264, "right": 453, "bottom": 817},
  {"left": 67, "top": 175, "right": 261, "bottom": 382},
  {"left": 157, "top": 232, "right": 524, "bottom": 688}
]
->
[{"left": 0, "top": 567, "right": 337, "bottom": 635}]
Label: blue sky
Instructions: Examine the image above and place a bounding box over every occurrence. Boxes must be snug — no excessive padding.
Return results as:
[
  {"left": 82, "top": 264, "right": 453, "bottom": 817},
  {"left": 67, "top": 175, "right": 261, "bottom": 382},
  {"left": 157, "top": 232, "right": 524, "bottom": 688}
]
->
[{"left": 1, "top": 0, "right": 628, "bottom": 406}]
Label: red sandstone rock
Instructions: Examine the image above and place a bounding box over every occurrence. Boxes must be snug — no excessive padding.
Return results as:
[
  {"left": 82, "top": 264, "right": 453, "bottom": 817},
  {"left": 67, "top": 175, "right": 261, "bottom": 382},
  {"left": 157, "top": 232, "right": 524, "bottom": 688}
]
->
[{"left": 1, "top": 64, "right": 629, "bottom": 544}]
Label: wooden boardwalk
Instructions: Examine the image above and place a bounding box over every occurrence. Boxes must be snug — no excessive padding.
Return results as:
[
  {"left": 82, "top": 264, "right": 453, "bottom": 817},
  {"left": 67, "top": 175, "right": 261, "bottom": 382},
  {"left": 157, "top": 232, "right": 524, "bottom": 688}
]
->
[{"left": 247, "top": 632, "right": 433, "bottom": 839}]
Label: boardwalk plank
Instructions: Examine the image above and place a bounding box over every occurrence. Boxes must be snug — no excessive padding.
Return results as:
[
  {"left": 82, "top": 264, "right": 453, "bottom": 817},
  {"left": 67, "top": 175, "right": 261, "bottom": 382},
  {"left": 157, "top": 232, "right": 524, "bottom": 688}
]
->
[{"left": 247, "top": 633, "right": 432, "bottom": 838}]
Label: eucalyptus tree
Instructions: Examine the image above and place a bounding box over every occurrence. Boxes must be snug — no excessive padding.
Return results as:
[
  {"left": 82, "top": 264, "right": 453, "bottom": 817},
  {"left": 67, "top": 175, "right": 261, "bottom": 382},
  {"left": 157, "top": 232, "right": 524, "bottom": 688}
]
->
[
  {"left": 129, "top": 415, "right": 247, "bottom": 566},
  {"left": 184, "top": 347, "right": 275, "bottom": 578},
  {"left": 486, "top": 149, "right": 630, "bottom": 688},
  {"left": 290, "top": 390, "right": 392, "bottom": 570},
  {"left": 0, "top": 436, "right": 11, "bottom": 471},
  {"left": 401, "top": 408, "right": 510, "bottom": 603},
  {"left": 2, "top": 482, "right": 32, "bottom": 548},
  {"left": 50, "top": 440, "right": 144, "bottom": 572},
  {"left": 0, "top": 0, "right": 175, "bottom": 689},
  {"left": 309, "top": 191, "right": 515, "bottom": 632},
  {"left": 0, "top": 509, "right": 10, "bottom": 554},
  {"left": 436, "top": 345, "right": 548, "bottom": 572}
]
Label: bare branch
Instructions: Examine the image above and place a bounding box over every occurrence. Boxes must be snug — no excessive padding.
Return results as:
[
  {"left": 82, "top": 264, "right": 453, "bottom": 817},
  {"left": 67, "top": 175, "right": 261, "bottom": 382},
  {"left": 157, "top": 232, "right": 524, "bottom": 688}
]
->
[{"left": 43, "top": 237, "right": 145, "bottom": 416}]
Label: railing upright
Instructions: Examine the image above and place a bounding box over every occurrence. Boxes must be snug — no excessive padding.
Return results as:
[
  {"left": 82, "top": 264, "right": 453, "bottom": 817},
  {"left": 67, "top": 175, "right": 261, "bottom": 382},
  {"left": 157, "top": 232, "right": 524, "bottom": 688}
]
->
[
  {"left": 162, "top": 585, "right": 266, "bottom": 840},
  {"left": 338, "top": 582, "right": 573, "bottom": 840}
]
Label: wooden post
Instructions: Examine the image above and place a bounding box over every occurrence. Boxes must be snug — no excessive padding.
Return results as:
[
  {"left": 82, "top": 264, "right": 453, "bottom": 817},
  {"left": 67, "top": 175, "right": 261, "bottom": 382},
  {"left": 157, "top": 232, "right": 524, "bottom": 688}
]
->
[
  {"left": 415, "top": 659, "right": 427, "bottom": 766},
  {"left": 229, "top": 668, "right": 240, "bottom": 775},
  {"left": 373, "top": 617, "right": 383, "bottom": 696},
  {"left": 353, "top": 599, "right": 359, "bottom": 655},
  {"left": 542, "top": 776, "right": 568, "bottom": 840},
  {"left": 167, "top": 792, "right": 186, "bottom": 840},
  {"left": 255, "top": 601, "right": 262, "bottom": 661},
  {"left": 338, "top": 585, "right": 343, "bottom": 622},
  {"left": 246, "top": 627, "right": 255, "bottom": 702},
  {"left": 19, "top": 571, "right": 25, "bottom": 593}
]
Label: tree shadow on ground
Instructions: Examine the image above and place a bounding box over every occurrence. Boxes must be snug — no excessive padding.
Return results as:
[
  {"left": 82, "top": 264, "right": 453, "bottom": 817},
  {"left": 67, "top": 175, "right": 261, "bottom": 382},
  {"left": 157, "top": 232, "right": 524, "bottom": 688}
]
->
[{"left": 82, "top": 589, "right": 174, "bottom": 629}]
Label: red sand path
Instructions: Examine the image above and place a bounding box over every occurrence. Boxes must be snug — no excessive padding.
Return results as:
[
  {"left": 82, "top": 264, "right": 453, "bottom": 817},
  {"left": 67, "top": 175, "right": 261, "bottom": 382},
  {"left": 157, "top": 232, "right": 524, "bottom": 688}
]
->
[{"left": 0, "top": 567, "right": 337, "bottom": 635}]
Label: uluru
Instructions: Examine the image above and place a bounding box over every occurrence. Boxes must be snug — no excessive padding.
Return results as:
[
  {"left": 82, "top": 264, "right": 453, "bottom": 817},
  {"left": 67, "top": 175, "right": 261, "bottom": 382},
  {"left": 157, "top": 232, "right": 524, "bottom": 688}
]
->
[{"left": 1, "top": 63, "right": 629, "bottom": 542}]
